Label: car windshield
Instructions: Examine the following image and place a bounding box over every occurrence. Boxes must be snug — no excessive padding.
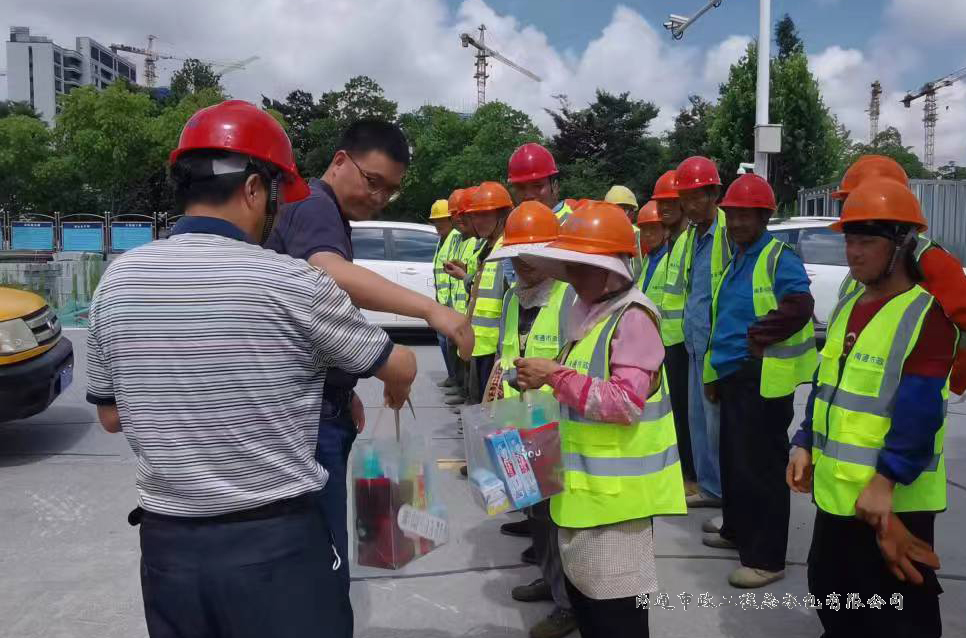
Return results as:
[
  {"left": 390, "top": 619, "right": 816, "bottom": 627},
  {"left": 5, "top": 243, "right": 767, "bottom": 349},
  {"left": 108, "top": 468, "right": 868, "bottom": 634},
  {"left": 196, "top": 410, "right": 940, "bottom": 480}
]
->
[{"left": 797, "top": 228, "right": 848, "bottom": 266}]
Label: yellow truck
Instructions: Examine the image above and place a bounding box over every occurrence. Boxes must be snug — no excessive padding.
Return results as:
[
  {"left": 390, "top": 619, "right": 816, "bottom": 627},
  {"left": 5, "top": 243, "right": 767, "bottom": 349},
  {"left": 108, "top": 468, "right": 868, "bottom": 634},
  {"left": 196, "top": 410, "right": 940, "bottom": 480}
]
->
[{"left": 0, "top": 286, "right": 74, "bottom": 422}]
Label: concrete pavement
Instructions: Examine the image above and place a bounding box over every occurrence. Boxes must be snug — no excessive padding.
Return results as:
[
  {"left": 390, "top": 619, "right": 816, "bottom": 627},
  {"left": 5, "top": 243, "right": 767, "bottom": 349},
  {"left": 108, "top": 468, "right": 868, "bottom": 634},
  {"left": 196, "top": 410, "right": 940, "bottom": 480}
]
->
[{"left": 1, "top": 328, "right": 963, "bottom": 637}]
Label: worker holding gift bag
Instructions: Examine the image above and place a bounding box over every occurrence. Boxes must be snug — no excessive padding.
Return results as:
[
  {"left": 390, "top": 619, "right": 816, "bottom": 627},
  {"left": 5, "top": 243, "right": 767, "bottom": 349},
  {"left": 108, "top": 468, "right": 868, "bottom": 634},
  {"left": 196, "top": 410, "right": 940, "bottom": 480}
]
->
[{"left": 514, "top": 201, "right": 687, "bottom": 638}]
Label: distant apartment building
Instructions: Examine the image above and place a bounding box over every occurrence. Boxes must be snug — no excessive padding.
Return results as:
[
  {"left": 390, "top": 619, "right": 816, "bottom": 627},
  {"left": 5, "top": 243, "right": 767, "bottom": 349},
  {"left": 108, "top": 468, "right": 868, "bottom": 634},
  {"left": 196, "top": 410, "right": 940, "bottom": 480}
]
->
[{"left": 5, "top": 26, "right": 137, "bottom": 123}]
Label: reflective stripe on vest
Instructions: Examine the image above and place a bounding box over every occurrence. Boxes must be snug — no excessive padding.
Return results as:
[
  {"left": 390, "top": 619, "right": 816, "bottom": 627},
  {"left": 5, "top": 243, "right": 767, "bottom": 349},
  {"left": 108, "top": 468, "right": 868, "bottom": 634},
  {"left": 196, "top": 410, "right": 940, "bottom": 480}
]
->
[
  {"left": 451, "top": 237, "right": 479, "bottom": 314},
  {"left": 433, "top": 229, "right": 461, "bottom": 306},
  {"left": 705, "top": 238, "right": 817, "bottom": 397},
  {"left": 630, "top": 227, "right": 644, "bottom": 282},
  {"left": 812, "top": 285, "right": 948, "bottom": 516},
  {"left": 550, "top": 303, "right": 687, "bottom": 529},
  {"left": 636, "top": 250, "right": 669, "bottom": 308},
  {"left": 498, "top": 282, "right": 577, "bottom": 398},
  {"left": 555, "top": 203, "right": 573, "bottom": 224},
  {"left": 836, "top": 234, "right": 937, "bottom": 300},
  {"left": 471, "top": 236, "right": 506, "bottom": 356}
]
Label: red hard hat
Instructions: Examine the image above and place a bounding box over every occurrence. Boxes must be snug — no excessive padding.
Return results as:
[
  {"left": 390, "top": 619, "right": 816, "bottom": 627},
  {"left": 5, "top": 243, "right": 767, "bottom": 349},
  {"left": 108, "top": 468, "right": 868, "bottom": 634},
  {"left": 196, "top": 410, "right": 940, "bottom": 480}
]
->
[
  {"left": 651, "top": 170, "right": 679, "bottom": 200},
  {"left": 720, "top": 174, "right": 777, "bottom": 211},
  {"left": 675, "top": 156, "right": 721, "bottom": 191},
  {"left": 507, "top": 143, "right": 559, "bottom": 183},
  {"left": 169, "top": 100, "right": 310, "bottom": 203}
]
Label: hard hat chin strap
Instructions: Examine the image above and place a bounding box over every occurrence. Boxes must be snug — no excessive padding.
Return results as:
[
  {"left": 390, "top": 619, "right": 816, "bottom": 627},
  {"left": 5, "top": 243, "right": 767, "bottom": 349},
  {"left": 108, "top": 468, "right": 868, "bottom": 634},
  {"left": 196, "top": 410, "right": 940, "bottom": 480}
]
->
[
  {"left": 869, "top": 230, "right": 916, "bottom": 286},
  {"left": 259, "top": 177, "right": 279, "bottom": 246}
]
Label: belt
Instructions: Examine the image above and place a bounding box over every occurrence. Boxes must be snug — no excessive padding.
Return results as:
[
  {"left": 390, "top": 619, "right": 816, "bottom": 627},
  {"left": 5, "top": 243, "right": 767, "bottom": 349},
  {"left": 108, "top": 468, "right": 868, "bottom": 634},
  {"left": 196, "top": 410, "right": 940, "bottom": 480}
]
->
[{"left": 128, "top": 493, "right": 317, "bottom": 527}]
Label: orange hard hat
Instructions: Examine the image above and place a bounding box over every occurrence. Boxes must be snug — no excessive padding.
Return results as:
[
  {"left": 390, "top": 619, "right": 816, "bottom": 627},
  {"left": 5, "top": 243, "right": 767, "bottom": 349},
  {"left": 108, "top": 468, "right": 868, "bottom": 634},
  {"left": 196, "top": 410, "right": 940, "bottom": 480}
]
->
[
  {"left": 459, "top": 185, "right": 479, "bottom": 212},
  {"left": 549, "top": 201, "right": 637, "bottom": 256},
  {"left": 651, "top": 170, "right": 679, "bottom": 200},
  {"left": 832, "top": 155, "right": 909, "bottom": 200},
  {"left": 448, "top": 188, "right": 465, "bottom": 215},
  {"left": 720, "top": 174, "right": 777, "bottom": 211},
  {"left": 462, "top": 181, "right": 513, "bottom": 214},
  {"left": 636, "top": 200, "right": 661, "bottom": 225},
  {"left": 830, "top": 177, "right": 927, "bottom": 232},
  {"left": 502, "top": 201, "right": 560, "bottom": 247},
  {"left": 564, "top": 198, "right": 578, "bottom": 210},
  {"left": 676, "top": 156, "right": 721, "bottom": 191}
]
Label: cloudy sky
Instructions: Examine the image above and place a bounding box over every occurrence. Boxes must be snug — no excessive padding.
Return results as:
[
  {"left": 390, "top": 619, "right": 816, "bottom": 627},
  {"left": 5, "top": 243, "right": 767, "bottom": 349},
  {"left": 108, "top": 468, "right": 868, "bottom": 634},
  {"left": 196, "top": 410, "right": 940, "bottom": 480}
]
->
[{"left": 3, "top": 0, "right": 965, "bottom": 167}]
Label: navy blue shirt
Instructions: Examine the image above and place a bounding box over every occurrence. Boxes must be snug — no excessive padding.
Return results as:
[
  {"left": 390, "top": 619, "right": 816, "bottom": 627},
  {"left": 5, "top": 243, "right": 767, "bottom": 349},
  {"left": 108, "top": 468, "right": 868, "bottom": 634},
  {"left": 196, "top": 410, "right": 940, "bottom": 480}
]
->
[
  {"left": 641, "top": 243, "right": 668, "bottom": 292},
  {"left": 709, "top": 231, "right": 811, "bottom": 379},
  {"left": 265, "top": 178, "right": 361, "bottom": 391}
]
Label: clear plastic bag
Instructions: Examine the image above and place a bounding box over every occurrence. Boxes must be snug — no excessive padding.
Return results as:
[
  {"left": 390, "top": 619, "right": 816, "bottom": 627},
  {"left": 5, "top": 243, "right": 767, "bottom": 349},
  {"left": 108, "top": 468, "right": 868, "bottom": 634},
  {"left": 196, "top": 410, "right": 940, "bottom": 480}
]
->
[{"left": 462, "top": 392, "right": 563, "bottom": 515}]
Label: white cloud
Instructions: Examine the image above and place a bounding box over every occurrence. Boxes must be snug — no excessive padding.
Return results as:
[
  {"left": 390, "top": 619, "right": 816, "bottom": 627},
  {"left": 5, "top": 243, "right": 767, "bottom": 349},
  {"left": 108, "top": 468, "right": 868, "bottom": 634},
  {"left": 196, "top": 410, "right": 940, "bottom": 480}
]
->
[{"left": 885, "top": 0, "right": 966, "bottom": 41}]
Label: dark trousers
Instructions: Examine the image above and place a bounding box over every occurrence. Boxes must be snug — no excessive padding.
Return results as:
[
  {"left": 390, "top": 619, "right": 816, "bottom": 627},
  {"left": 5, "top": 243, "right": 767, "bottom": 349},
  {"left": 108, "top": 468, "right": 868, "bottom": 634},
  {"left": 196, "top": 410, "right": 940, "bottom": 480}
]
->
[
  {"left": 437, "top": 331, "right": 456, "bottom": 381},
  {"left": 315, "top": 394, "right": 358, "bottom": 599},
  {"left": 140, "top": 504, "right": 352, "bottom": 638},
  {"left": 564, "top": 577, "right": 648, "bottom": 638},
  {"left": 529, "top": 500, "right": 570, "bottom": 610},
  {"left": 665, "top": 343, "right": 695, "bottom": 481},
  {"left": 808, "top": 510, "right": 942, "bottom": 638},
  {"left": 468, "top": 354, "right": 495, "bottom": 405},
  {"left": 717, "top": 360, "right": 792, "bottom": 572}
]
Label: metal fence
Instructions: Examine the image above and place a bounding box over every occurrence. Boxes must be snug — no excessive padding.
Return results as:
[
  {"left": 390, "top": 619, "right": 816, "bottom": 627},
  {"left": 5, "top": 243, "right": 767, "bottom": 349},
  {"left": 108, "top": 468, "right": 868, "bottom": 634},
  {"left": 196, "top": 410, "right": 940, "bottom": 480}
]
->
[{"left": 798, "top": 179, "right": 966, "bottom": 261}]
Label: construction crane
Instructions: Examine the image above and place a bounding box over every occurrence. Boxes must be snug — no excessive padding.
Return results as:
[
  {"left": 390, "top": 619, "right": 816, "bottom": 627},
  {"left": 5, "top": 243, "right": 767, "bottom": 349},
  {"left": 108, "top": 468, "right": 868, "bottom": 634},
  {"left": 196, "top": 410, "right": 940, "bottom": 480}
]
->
[
  {"left": 110, "top": 36, "right": 258, "bottom": 88},
  {"left": 867, "top": 81, "right": 882, "bottom": 144},
  {"left": 902, "top": 65, "right": 966, "bottom": 171},
  {"left": 460, "top": 24, "right": 540, "bottom": 108}
]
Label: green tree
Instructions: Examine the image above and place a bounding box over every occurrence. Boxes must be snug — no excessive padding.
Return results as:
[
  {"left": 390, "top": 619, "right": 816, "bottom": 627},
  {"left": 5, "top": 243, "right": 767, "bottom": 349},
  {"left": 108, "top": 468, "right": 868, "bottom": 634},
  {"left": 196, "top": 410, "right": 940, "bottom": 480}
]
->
[
  {"left": 846, "top": 127, "right": 932, "bottom": 179},
  {"left": 261, "top": 89, "right": 325, "bottom": 164},
  {"left": 937, "top": 162, "right": 966, "bottom": 180},
  {"left": 0, "top": 115, "right": 51, "bottom": 213},
  {"left": 775, "top": 13, "right": 803, "bottom": 60},
  {"left": 0, "top": 100, "right": 42, "bottom": 120},
  {"left": 170, "top": 59, "right": 224, "bottom": 103},
  {"left": 666, "top": 95, "right": 715, "bottom": 168},
  {"left": 547, "top": 90, "right": 667, "bottom": 200}
]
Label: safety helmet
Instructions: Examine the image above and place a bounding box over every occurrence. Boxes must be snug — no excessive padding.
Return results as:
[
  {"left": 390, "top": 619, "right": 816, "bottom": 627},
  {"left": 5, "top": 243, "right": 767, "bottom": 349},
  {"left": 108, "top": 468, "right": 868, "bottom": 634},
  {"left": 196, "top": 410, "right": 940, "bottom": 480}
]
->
[
  {"left": 651, "top": 170, "right": 679, "bottom": 200},
  {"left": 507, "top": 143, "right": 559, "bottom": 183},
  {"left": 830, "top": 177, "right": 927, "bottom": 233},
  {"left": 675, "top": 156, "right": 722, "bottom": 191},
  {"left": 720, "top": 174, "right": 777, "bottom": 212},
  {"left": 550, "top": 201, "right": 637, "bottom": 256},
  {"left": 462, "top": 181, "right": 513, "bottom": 214},
  {"left": 501, "top": 201, "right": 559, "bottom": 246},
  {"left": 448, "top": 188, "right": 465, "bottom": 215},
  {"left": 429, "top": 199, "right": 450, "bottom": 220},
  {"left": 831, "top": 155, "right": 909, "bottom": 200},
  {"left": 604, "top": 185, "right": 639, "bottom": 208},
  {"left": 636, "top": 200, "right": 661, "bottom": 225},
  {"left": 169, "top": 100, "right": 309, "bottom": 203}
]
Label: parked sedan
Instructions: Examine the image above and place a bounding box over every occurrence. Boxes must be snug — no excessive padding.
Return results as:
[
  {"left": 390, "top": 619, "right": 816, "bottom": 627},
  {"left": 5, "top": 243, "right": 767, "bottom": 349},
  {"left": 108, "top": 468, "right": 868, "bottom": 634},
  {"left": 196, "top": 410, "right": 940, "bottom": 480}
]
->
[{"left": 349, "top": 220, "right": 440, "bottom": 328}]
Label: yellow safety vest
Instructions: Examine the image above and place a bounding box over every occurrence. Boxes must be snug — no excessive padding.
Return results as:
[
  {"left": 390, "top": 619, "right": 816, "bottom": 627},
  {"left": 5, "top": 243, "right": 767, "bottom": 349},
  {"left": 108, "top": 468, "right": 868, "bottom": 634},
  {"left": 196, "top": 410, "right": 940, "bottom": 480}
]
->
[
  {"left": 498, "top": 281, "right": 577, "bottom": 398},
  {"left": 469, "top": 236, "right": 506, "bottom": 356},
  {"left": 433, "top": 229, "right": 461, "bottom": 306},
  {"left": 630, "top": 227, "right": 644, "bottom": 283},
  {"left": 555, "top": 202, "right": 573, "bottom": 224},
  {"left": 661, "top": 209, "right": 731, "bottom": 346},
  {"left": 635, "top": 248, "right": 669, "bottom": 308},
  {"left": 837, "top": 235, "right": 936, "bottom": 299},
  {"left": 451, "top": 237, "right": 479, "bottom": 315},
  {"left": 704, "top": 238, "right": 818, "bottom": 397},
  {"left": 550, "top": 304, "right": 688, "bottom": 529},
  {"left": 812, "top": 285, "right": 950, "bottom": 516}
]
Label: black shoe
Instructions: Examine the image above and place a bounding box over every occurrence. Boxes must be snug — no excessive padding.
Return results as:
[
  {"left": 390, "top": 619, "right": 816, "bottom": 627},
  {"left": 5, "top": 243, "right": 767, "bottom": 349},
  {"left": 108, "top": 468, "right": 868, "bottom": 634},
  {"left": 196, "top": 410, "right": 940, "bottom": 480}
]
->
[
  {"left": 459, "top": 465, "right": 468, "bottom": 478},
  {"left": 512, "top": 578, "right": 552, "bottom": 603},
  {"left": 521, "top": 545, "right": 538, "bottom": 565},
  {"left": 500, "top": 519, "right": 532, "bottom": 538},
  {"left": 529, "top": 607, "right": 577, "bottom": 638}
]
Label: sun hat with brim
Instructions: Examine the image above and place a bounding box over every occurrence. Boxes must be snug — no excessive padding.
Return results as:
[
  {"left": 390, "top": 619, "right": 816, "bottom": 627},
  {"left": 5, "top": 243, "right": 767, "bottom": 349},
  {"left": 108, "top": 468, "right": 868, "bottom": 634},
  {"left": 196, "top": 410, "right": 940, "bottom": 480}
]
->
[
  {"left": 516, "top": 245, "right": 633, "bottom": 282},
  {"left": 487, "top": 241, "right": 552, "bottom": 261}
]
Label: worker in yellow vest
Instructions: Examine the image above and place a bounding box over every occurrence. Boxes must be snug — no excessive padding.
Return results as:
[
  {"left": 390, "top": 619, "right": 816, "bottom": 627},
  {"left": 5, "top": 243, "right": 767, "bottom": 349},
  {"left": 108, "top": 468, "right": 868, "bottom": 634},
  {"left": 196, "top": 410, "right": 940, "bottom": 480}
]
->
[
  {"left": 443, "top": 182, "right": 514, "bottom": 405},
  {"left": 605, "top": 185, "right": 644, "bottom": 282},
  {"left": 701, "top": 175, "right": 817, "bottom": 588},
  {"left": 507, "top": 142, "right": 574, "bottom": 222},
  {"left": 634, "top": 200, "right": 669, "bottom": 303},
  {"left": 514, "top": 201, "right": 687, "bottom": 638},
  {"left": 787, "top": 177, "right": 953, "bottom": 638},
  {"left": 665, "top": 156, "right": 732, "bottom": 510},
  {"left": 650, "top": 169, "right": 696, "bottom": 490},
  {"left": 481, "top": 200, "right": 578, "bottom": 638},
  {"left": 430, "top": 198, "right": 461, "bottom": 388},
  {"left": 444, "top": 187, "right": 478, "bottom": 409}
]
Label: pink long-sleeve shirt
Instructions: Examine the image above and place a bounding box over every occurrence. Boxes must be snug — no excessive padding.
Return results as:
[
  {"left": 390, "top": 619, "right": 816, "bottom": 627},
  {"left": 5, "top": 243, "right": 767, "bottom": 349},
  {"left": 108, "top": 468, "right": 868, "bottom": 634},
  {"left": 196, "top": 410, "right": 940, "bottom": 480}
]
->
[{"left": 549, "top": 305, "right": 665, "bottom": 424}]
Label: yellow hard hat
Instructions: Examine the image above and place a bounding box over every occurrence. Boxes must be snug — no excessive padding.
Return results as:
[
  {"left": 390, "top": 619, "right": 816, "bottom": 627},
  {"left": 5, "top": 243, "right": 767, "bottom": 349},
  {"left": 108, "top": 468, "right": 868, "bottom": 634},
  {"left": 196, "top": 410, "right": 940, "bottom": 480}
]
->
[
  {"left": 604, "top": 185, "right": 638, "bottom": 208},
  {"left": 429, "top": 199, "right": 451, "bottom": 220}
]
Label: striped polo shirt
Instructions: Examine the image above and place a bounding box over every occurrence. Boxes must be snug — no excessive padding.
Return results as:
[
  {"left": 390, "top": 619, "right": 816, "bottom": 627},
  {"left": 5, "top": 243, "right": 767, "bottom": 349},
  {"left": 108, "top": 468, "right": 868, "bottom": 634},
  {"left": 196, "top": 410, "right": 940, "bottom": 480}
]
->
[{"left": 86, "top": 216, "right": 392, "bottom": 517}]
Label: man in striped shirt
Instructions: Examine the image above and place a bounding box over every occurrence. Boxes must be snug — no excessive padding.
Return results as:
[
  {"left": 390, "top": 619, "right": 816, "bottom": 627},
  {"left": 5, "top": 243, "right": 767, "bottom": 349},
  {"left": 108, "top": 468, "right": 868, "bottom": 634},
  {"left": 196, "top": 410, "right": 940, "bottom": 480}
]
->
[{"left": 86, "top": 101, "right": 416, "bottom": 638}]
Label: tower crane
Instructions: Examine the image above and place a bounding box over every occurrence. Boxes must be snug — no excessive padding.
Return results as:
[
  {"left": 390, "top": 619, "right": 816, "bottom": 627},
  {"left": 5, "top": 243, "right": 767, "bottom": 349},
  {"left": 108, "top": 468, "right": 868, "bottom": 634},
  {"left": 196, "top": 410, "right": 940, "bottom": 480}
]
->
[
  {"left": 460, "top": 24, "right": 540, "bottom": 108},
  {"left": 901, "top": 65, "right": 966, "bottom": 171},
  {"left": 867, "top": 81, "right": 882, "bottom": 144},
  {"left": 110, "top": 36, "right": 258, "bottom": 88}
]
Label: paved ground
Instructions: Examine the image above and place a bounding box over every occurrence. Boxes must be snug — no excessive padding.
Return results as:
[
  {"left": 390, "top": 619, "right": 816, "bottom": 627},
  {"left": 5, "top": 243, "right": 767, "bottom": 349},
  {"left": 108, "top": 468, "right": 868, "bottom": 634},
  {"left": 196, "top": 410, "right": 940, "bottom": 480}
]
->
[{"left": 1, "top": 328, "right": 964, "bottom": 638}]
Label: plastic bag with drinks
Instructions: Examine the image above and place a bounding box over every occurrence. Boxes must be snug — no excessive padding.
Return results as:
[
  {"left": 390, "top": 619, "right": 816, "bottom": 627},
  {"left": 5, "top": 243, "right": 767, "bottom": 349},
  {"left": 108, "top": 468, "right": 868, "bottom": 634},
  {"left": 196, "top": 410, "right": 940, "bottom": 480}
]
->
[{"left": 462, "top": 391, "right": 563, "bottom": 516}]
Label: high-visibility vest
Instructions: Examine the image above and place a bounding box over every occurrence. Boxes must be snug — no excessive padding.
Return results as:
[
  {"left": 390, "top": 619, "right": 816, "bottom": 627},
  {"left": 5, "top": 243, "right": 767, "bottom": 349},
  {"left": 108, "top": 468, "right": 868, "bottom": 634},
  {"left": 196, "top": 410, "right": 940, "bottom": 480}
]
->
[
  {"left": 451, "top": 237, "right": 479, "bottom": 315},
  {"left": 630, "top": 226, "right": 644, "bottom": 283},
  {"left": 433, "top": 229, "right": 461, "bottom": 306},
  {"left": 704, "top": 238, "right": 818, "bottom": 397},
  {"left": 837, "top": 235, "right": 937, "bottom": 299},
  {"left": 661, "top": 209, "right": 731, "bottom": 346},
  {"left": 635, "top": 249, "right": 669, "bottom": 308},
  {"left": 469, "top": 236, "right": 506, "bottom": 356},
  {"left": 555, "top": 202, "right": 573, "bottom": 224},
  {"left": 812, "top": 285, "right": 951, "bottom": 516},
  {"left": 550, "top": 304, "right": 688, "bottom": 529},
  {"left": 498, "top": 281, "right": 577, "bottom": 399}
]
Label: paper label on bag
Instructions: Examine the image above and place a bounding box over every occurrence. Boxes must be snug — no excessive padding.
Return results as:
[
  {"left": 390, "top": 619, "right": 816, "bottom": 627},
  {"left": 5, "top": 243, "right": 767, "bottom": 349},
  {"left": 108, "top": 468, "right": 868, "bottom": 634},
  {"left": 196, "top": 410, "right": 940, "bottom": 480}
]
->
[{"left": 397, "top": 505, "right": 449, "bottom": 544}]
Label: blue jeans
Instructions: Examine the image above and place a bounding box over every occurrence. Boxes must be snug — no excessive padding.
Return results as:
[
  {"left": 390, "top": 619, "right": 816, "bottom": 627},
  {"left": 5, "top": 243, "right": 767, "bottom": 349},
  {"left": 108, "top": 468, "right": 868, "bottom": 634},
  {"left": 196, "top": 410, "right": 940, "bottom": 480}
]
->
[
  {"left": 316, "top": 394, "right": 357, "bottom": 596},
  {"left": 687, "top": 347, "right": 721, "bottom": 498}
]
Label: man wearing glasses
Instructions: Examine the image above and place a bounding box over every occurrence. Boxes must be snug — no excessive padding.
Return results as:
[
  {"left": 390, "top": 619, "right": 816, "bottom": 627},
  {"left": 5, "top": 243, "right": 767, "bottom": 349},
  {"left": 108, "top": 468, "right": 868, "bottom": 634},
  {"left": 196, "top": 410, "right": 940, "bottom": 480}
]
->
[{"left": 265, "top": 119, "right": 472, "bottom": 630}]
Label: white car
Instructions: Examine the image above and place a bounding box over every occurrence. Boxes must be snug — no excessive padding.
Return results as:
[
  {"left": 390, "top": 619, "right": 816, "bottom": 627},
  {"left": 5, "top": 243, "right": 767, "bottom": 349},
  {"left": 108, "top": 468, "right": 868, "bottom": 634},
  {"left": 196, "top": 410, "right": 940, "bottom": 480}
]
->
[{"left": 349, "top": 220, "right": 439, "bottom": 328}]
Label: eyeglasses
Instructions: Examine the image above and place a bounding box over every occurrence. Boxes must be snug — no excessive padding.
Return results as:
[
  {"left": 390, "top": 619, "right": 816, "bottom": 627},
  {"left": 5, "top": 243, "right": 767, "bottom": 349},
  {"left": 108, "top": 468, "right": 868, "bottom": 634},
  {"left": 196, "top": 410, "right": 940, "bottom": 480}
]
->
[{"left": 345, "top": 153, "right": 401, "bottom": 203}]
